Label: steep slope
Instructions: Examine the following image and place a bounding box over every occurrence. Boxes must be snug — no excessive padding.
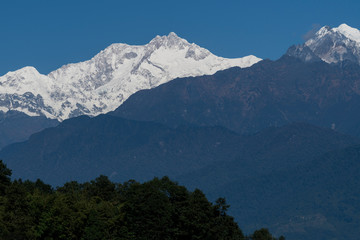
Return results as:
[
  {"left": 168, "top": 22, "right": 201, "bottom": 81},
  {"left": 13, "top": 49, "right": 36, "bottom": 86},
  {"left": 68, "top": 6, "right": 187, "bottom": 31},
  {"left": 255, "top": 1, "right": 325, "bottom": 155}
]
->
[
  {"left": 0, "top": 33, "right": 261, "bottom": 120},
  {"left": 112, "top": 56, "right": 360, "bottom": 136},
  {"left": 287, "top": 23, "right": 360, "bottom": 64}
]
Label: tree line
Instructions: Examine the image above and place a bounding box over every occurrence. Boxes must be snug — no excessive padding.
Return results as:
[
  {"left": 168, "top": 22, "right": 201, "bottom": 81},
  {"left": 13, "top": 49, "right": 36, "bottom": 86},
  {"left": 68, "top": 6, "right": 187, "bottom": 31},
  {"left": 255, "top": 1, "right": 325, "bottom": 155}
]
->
[{"left": 0, "top": 160, "right": 284, "bottom": 239}]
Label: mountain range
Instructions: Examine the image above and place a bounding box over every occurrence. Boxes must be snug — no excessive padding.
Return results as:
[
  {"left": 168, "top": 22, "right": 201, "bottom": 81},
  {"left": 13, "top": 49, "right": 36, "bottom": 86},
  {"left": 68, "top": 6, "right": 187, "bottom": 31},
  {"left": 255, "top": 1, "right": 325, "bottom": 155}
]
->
[
  {"left": 111, "top": 24, "right": 360, "bottom": 137},
  {"left": 1, "top": 23, "right": 360, "bottom": 240},
  {"left": 2, "top": 23, "right": 360, "bottom": 123},
  {"left": 0, "top": 32, "right": 260, "bottom": 148},
  {"left": 0, "top": 32, "right": 260, "bottom": 121},
  {"left": 1, "top": 24, "right": 360, "bottom": 148}
]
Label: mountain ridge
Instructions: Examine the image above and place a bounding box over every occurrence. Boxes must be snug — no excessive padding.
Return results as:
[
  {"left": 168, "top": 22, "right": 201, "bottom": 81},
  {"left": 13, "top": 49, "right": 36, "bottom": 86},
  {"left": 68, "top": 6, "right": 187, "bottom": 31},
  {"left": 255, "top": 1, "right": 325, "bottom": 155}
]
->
[{"left": 0, "top": 32, "right": 261, "bottom": 120}]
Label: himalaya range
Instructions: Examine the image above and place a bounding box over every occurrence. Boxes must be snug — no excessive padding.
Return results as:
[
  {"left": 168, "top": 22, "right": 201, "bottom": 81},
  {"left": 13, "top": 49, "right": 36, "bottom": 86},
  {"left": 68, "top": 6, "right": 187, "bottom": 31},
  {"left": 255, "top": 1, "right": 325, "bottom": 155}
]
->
[
  {"left": 1, "top": 24, "right": 360, "bottom": 122},
  {"left": 0, "top": 23, "right": 359, "bottom": 147},
  {"left": 0, "top": 32, "right": 260, "bottom": 120},
  {"left": 2, "top": 23, "right": 360, "bottom": 239}
]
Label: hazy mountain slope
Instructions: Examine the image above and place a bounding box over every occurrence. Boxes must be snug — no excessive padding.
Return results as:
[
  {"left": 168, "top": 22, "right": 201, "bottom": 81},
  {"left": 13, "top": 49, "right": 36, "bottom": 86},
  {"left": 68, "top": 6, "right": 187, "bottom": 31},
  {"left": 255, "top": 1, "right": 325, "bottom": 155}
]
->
[
  {"left": 0, "top": 33, "right": 260, "bottom": 120},
  {"left": 1, "top": 115, "right": 357, "bottom": 190},
  {"left": 0, "top": 113, "right": 358, "bottom": 240},
  {"left": 177, "top": 122, "right": 360, "bottom": 191},
  {"left": 0, "top": 111, "right": 59, "bottom": 149},
  {"left": 0, "top": 115, "right": 245, "bottom": 186},
  {"left": 208, "top": 145, "right": 360, "bottom": 240}
]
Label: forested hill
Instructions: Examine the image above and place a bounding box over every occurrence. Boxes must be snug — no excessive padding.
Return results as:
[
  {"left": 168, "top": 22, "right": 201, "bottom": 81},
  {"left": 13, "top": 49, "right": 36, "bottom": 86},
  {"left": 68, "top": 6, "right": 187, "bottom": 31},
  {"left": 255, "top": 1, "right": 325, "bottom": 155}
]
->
[{"left": 0, "top": 160, "right": 283, "bottom": 240}]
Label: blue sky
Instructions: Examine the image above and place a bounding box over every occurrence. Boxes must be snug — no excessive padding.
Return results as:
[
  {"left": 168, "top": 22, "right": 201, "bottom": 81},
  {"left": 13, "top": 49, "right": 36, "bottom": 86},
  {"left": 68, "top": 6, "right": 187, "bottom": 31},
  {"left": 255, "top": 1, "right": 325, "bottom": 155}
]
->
[{"left": 1, "top": 0, "right": 359, "bottom": 75}]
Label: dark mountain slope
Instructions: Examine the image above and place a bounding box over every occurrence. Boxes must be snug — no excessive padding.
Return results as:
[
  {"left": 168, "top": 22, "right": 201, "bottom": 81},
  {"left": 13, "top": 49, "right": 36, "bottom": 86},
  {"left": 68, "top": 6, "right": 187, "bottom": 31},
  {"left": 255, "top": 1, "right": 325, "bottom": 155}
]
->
[
  {"left": 0, "top": 111, "right": 59, "bottom": 149},
  {"left": 0, "top": 114, "right": 245, "bottom": 186},
  {"left": 112, "top": 56, "right": 360, "bottom": 136},
  {"left": 0, "top": 114, "right": 358, "bottom": 240},
  {"left": 177, "top": 122, "right": 360, "bottom": 191},
  {"left": 1, "top": 114, "right": 357, "bottom": 190},
  {"left": 208, "top": 145, "right": 360, "bottom": 240}
]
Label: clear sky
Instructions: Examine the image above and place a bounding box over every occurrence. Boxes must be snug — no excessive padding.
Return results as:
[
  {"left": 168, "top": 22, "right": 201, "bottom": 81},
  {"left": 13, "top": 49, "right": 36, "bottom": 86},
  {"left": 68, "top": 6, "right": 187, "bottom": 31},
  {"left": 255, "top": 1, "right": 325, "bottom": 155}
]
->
[{"left": 1, "top": 0, "right": 359, "bottom": 75}]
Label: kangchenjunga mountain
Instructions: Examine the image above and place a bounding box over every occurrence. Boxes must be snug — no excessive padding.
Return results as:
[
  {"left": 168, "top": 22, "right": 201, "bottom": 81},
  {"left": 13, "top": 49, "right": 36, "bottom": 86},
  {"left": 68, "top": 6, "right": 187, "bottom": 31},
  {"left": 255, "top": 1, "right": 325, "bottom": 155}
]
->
[
  {"left": 1, "top": 23, "right": 359, "bottom": 122},
  {"left": 1, "top": 23, "right": 360, "bottom": 148},
  {"left": 0, "top": 32, "right": 260, "bottom": 149},
  {"left": 0, "top": 32, "right": 260, "bottom": 121}
]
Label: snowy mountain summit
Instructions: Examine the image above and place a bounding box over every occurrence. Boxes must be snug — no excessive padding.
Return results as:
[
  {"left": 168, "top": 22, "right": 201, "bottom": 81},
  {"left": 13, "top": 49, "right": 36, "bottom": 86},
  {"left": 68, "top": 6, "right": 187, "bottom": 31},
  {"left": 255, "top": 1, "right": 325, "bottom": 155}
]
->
[
  {"left": 287, "top": 23, "right": 360, "bottom": 64},
  {"left": 0, "top": 33, "right": 261, "bottom": 120}
]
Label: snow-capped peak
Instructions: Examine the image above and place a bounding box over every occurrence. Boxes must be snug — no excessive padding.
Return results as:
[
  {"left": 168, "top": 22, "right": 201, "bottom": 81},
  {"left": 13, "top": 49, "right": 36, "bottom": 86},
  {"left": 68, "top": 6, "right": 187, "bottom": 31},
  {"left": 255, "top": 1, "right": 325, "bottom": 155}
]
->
[
  {"left": 313, "top": 26, "right": 332, "bottom": 39},
  {"left": 333, "top": 23, "right": 360, "bottom": 43},
  {"left": 0, "top": 33, "right": 261, "bottom": 120},
  {"left": 151, "top": 32, "right": 184, "bottom": 43},
  {"left": 149, "top": 32, "right": 194, "bottom": 51},
  {"left": 5, "top": 66, "right": 41, "bottom": 79},
  {"left": 307, "top": 24, "right": 360, "bottom": 43},
  {"left": 288, "top": 24, "right": 360, "bottom": 65}
]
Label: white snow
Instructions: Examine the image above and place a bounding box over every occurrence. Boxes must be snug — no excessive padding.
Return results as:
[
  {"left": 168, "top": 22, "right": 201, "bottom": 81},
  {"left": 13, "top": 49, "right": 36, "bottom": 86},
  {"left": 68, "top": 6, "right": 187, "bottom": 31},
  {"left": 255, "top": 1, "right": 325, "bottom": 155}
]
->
[
  {"left": 305, "top": 23, "right": 360, "bottom": 64},
  {"left": 333, "top": 24, "right": 360, "bottom": 43},
  {"left": 0, "top": 32, "right": 261, "bottom": 120},
  {"left": 0, "top": 106, "right": 9, "bottom": 112}
]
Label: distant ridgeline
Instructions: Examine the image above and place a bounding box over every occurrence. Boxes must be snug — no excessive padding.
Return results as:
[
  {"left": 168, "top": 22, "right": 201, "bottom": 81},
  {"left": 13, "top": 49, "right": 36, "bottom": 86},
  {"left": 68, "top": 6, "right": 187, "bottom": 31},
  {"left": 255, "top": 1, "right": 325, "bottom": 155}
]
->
[{"left": 0, "top": 160, "right": 284, "bottom": 240}]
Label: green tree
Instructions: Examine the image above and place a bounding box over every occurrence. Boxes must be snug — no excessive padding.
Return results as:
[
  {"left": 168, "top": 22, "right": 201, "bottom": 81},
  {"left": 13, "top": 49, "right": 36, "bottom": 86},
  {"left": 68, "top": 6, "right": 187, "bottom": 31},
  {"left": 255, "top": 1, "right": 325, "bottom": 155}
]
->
[
  {"left": 0, "top": 160, "right": 11, "bottom": 195},
  {"left": 84, "top": 175, "right": 116, "bottom": 201},
  {"left": 0, "top": 163, "right": 281, "bottom": 240},
  {"left": 180, "top": 189, "right": 213, "bottom": 239},
  {"left": 214, "top": 197, "right": 230, "bottom": 216},
  {"left": 122, "top": 177, "right": 174, "bottom": 240},
  {"left": 252, "top": 228, "right": 274, "bottom": 240},
  {"left": 1, "top": 180, "right": 36, "bottom": 239},
  {"left": 57, "top": 180, "right": 83, "bottom": 195}
]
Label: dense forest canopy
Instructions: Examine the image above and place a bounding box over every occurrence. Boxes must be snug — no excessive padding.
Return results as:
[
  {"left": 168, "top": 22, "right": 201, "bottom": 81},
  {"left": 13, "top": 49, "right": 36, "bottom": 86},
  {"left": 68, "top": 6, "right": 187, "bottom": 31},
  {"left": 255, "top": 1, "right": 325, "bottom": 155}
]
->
[{"left": 0, "top": 160, "right": 283, "bottom": 240}]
